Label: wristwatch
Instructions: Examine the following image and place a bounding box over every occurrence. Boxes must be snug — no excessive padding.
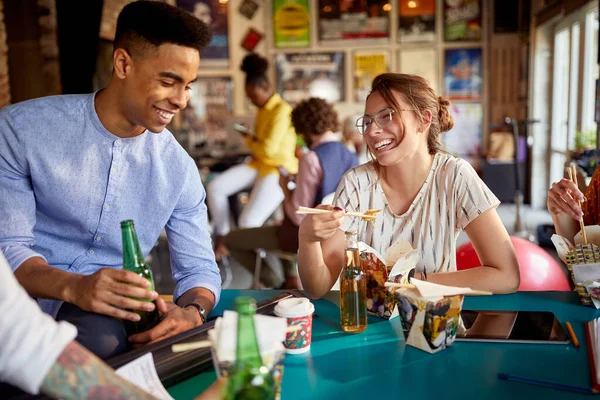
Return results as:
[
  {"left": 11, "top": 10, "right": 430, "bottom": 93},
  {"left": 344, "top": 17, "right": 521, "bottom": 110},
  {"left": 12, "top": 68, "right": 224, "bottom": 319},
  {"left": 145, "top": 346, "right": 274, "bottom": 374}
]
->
[{"left": 184, "top": 302, "right": 207, "bottom": 324}]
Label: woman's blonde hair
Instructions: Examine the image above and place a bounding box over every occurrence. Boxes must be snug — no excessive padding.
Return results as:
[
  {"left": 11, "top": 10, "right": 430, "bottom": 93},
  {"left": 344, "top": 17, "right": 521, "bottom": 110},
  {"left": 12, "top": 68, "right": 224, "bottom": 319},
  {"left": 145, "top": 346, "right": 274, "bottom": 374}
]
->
[{"left": 366, "top": 73, "right": 454, "bottom": 157}]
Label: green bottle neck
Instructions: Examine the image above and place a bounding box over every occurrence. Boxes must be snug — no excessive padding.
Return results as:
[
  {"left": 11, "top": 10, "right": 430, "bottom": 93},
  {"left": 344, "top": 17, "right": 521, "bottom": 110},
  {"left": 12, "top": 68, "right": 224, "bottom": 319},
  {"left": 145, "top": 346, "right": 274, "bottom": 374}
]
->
[
  {"left": 121, "top": 222, "right": 146, "bottom": 272},
  {"left": 235, "top": 299, "right": 263, "bottom": 368}
]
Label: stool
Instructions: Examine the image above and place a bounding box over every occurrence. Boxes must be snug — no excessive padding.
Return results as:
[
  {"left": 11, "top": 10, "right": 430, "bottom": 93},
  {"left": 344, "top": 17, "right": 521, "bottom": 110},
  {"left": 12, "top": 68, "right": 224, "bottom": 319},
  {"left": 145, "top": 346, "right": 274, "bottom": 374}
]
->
[{"left": 254, "top": 248, "right": 298, "bottom": 289}]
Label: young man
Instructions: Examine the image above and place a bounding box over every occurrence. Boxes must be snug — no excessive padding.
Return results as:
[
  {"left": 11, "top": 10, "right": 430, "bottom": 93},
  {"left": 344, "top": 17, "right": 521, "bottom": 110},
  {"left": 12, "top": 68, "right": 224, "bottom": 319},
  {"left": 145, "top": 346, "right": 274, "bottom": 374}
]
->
[{"left": 0, "top": 1, "right": 221, "bottom": 359}]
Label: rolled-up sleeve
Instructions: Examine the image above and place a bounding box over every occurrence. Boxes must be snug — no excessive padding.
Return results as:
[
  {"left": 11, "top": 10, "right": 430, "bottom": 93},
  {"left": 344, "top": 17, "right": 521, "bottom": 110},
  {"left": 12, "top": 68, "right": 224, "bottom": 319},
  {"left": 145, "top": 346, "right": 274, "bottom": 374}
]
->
[
  {"left": 167, "top": 160, "right": 221, "bottom": 306},
  {"left": 0, "top": 251, "right": 77, "bottom": 394},
  {"left": 0, "top": 108, "right": 46, "bottom": 270}
]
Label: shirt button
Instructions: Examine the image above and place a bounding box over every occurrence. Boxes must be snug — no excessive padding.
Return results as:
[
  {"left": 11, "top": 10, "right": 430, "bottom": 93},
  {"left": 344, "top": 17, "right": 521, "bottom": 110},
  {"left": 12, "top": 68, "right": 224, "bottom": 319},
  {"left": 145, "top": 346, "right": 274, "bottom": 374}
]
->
[
  {"left": 104, "top": 204, "right": 110, "bottom": 211},
  {"left": 111, "top": 167, "right": 117, "bottom": 173},
  {"left": 115, "top": 140, "right": 122, "bottom": 145},
  {"left": 88, "top": 249, "right": 95, "bottom": 255},
  {"left": 95, "top": 236, "right": 102, "bottom": 241}
]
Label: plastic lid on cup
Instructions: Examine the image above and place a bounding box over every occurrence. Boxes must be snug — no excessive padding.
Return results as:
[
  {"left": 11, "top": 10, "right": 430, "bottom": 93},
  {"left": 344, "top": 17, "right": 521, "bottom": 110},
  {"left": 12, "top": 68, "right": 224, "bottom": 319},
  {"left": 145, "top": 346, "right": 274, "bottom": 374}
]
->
[{"left": 274, "top": 298, "right": 314, "bottom": 318}]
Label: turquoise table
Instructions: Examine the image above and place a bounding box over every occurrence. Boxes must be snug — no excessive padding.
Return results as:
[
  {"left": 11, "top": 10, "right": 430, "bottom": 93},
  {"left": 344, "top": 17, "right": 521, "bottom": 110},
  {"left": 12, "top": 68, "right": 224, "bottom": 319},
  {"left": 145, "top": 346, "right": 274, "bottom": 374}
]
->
[{"left": 168, "top": 290, "right": 600, "bottom": 399}]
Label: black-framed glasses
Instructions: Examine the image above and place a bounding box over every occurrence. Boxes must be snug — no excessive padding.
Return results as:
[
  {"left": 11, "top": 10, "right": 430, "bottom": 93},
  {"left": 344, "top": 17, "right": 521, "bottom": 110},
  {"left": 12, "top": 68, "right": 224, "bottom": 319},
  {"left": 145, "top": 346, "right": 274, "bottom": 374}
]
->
[{"left": 355, "top": 107, "right": 416, "bottom": 135}]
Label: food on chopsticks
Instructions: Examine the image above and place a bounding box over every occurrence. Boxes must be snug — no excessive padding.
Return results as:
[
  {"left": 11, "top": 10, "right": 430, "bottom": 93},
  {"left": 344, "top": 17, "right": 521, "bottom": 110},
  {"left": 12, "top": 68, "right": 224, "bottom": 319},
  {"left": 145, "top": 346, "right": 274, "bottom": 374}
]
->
[{"left": 296, "top": 206, "right": 382, "bottom": 222}]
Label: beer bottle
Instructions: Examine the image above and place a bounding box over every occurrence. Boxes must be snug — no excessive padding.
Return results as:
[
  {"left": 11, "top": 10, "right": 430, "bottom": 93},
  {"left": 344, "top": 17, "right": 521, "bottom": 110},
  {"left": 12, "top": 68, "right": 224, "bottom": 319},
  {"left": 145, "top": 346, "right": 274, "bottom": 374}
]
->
[
  {"left": 340, "top": 230, "right": 367, "bottom": 333},
  {"left": 120, "top": 219, "right": 160, "bottom": 336},
  {"left": 226, "top": 297, "right": 275, "bottom": 400}
]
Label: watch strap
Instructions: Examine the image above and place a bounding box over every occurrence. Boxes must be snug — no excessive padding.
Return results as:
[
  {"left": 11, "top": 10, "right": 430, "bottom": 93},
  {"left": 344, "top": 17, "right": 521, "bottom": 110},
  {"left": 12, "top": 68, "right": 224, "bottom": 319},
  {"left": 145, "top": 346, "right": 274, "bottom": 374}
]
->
[{"left": 184, "top": 302, "right": 206, "bottom": 324}]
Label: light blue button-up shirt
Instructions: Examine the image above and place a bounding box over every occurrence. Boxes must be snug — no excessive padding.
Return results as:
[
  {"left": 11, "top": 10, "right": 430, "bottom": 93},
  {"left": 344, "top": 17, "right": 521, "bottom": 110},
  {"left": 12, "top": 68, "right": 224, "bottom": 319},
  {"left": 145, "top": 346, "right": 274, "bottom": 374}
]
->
[{"left": 0, "top": 92, "right": 221, "bottom": 316}]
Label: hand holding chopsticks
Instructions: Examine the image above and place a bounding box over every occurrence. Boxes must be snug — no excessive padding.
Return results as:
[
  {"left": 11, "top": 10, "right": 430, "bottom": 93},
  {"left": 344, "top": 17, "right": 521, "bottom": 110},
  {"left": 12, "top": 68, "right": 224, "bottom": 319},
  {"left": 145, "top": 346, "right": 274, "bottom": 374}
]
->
[
  {"left": 296, "top": 206, "right": 381, "bottom": 222},
  {"left": 568, "top": 165, "right": 588, "bottom": 245}
]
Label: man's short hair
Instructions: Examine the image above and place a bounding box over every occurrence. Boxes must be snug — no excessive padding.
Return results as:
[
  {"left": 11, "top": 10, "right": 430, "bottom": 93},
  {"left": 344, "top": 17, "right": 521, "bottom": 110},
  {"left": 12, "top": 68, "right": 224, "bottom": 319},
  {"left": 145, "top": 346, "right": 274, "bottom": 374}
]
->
[{"left": 114, "top": 1, "right": 212, "bottom": 57}]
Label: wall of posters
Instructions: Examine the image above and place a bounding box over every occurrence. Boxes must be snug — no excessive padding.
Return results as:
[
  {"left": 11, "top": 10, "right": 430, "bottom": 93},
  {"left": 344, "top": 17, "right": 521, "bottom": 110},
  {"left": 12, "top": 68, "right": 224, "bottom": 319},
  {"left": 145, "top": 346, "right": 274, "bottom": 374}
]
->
[
  {"left": 444, "top": 0, "right": 482, "bottom": 41},
  {"left": 398, "top": 0, "right": 435, "bottom": 43},
  {"left": 444, "top": 48, "right": 482, "bottom": 101},
  {"left": 353, "top": 51, "right": 389, "bottom": 102},
  {"left": 318, "top": 0, "right": 390, "bottom": 41},
  {"left": 399, "top": 49, "right": 438, "bottom": 94},
  {"left": 177, "top": 0, "right": 229, "bottom": 66},
  {"left": 443, "top": 103, "right": 482, "bottom": 159},
  {"left": 273, "top": 0, "right": 310, "bottom": 48},
  {"left": 275, "top": 52, "right": 345, "bottom": 104},
  {"left": 183, "top": 77, "right": 234, "bottom": 151}
]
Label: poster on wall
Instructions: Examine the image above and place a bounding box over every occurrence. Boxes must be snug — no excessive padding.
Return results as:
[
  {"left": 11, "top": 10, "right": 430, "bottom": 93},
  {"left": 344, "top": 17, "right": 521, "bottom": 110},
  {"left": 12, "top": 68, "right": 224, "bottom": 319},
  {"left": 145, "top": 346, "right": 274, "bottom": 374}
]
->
[
  {"left": 273, "top": 0, "right": 310, "bottom": 48},
  {"left": 398, "top": 0, "right": 435, "bottom": 43},
  {"left": 183, "top": 77, "right": 234, "bottom": 151},
  {"left": 444, "top": 48, "right": 482, "bottom": 101},
  {"left": 318, "top": 0, "right": 390, "bottom": 41},
  {"left": 353, "top": 51, "right": 389, "bottom": 102},
  {"left": 275, "top": 52, "right": 345, "bottom": 105},
  {"left": 443, "top": 103, "right": 482, "bottom": 162},
  {"left": 399, "top": 49, "right": 438, "bottom": 94},
  {"left": 177, "top": 0, "right": 229, "bottom": 67},
  {"left": 444, "top": 0, "right": 482, "bottom": 41}
]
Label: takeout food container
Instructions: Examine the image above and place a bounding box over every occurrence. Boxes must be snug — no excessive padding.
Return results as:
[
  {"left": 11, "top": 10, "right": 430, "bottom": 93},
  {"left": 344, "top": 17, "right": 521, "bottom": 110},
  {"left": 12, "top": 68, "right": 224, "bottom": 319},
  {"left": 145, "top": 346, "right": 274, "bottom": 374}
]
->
[
  {"left": 393, "top": 288, "right": 464, "bottom": 354},
  {"left": 552, "top": 230, "right": 600, "bottom": 306},
  {"left": 360, "top": 241, "right": 418, "bottom": 319}
]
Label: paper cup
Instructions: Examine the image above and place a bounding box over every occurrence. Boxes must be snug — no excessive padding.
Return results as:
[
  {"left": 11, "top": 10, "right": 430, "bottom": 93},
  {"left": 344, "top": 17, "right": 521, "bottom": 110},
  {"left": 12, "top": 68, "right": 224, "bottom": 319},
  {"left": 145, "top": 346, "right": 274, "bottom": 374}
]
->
[{"left": 274, "top": 298, "right": 315, "bottom": 354}]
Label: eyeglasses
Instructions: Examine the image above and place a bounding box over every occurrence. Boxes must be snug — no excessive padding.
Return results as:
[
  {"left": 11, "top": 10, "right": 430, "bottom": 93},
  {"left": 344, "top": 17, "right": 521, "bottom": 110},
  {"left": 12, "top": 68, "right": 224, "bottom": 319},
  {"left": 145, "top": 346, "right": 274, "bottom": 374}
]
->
[{"left": 355, "top": 107, "right": 416, "bottom": 135}]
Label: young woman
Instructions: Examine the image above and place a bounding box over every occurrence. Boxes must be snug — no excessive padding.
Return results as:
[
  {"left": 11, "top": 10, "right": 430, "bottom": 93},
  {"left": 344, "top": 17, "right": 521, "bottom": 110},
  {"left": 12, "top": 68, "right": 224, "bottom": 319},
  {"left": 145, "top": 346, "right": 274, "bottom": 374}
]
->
[
  {"left": 207, "top": 54, "right": 298, "bottom": 258},
  {"left": 297, "top": 73, "right": 520, "bottom": 299}
]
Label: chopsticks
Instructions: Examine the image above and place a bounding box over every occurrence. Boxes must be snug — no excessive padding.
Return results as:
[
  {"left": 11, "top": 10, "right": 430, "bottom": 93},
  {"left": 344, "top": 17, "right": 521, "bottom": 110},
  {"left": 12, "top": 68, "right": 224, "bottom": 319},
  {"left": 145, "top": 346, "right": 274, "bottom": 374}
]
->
[
  {"left": 568, "top": 164, "right": 588, "bottom": 245},
  {"left": 384, "top": 281, "right": 493, "bottom": 296},
  {"left": 296, "top": 206, "right": 379, "bottom": 220},
  {"left": 171, "top": 325, "right": 303, "bottom": 353}
]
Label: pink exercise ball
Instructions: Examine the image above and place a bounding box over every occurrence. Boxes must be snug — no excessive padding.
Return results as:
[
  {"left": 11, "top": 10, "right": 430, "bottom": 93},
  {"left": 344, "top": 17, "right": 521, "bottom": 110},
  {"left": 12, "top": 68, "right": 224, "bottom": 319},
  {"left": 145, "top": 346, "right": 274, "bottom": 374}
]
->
[{"left": 456, "top": 236, "right": 571, "bottom": 291}]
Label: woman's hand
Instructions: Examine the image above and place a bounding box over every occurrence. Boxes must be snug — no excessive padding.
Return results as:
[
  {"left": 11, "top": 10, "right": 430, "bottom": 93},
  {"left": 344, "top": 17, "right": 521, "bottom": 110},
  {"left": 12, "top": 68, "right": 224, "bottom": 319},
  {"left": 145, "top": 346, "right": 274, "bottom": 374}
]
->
[
  {"left": 298, "top": 205, "right": 345, "bottom": 244},
  {"left": 547, "top": 178, "right": 585, "bottom": 221}
]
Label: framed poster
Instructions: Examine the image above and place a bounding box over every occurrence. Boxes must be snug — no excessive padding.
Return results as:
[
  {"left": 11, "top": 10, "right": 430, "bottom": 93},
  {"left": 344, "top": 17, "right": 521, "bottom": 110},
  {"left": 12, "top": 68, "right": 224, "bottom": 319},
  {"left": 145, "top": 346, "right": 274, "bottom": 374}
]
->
[
  {"left": 353, "top": 51, "right": 390, "bottom": 102},
  {"left": 177, "top": 0, "right": 229, "bottom": 67},
  {"left": 318, "top": 0, "right": 390, "bottom": 42},
  {"left": 399, "top": 49, "right": 438, "bottom": 94},
  {"left": 183, "top": 77, "right": 234, "bottom": 150},
  {"left": 273, "top": 0, "right": 310, "bottom": 48},
  {"left": 444, "top": 0, "right": 482, "bottom": 42},
  {"left": 443, "top": 102, "right": 482, "bottom": 160},
  {"left": 275, "top": 52, "right": 345, "bottom": 104},
  {"left": 444, "top": 48, "right": 482, "bottom": 101},
  {"left": 398, "top": 0, "right": 436, "bottom": 43}
]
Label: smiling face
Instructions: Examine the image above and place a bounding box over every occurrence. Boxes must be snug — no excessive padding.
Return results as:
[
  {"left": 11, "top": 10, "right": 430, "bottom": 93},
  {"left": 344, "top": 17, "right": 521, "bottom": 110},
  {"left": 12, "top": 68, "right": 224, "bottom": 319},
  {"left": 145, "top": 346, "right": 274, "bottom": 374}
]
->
[
  {"left": 362, "top": 90, "right": 427, "bottom": 167},
  {"left": 119, "top": 43, "right": 200, "bottom": 133}
]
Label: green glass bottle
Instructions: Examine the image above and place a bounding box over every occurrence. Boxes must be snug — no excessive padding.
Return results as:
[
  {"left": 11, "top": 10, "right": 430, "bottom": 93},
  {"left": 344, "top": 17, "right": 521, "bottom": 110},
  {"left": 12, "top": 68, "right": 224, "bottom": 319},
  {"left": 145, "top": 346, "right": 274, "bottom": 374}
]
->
[
  {"left": 225, "top": 297, "right": 275, "bottom": 400},
  {"left": 120, "top": 219, "right": 160, "bottom": 336}
]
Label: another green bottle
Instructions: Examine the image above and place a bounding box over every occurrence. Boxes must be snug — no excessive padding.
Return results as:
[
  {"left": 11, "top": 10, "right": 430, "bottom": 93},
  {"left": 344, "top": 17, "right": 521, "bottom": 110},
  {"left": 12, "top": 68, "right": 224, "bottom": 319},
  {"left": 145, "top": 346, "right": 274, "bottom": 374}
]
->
[
  {"left": 225, "top": 297, "right": 275, "bottom": 400},
  {"left": 120, "top": 219, "right": 160, "bottom": 336}
]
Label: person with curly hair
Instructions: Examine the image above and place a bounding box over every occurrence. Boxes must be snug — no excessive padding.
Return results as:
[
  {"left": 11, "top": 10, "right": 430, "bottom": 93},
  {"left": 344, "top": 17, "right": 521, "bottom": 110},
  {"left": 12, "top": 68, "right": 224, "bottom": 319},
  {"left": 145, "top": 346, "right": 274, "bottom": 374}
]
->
[
  {"left": 297, "top": 73, "right": 520, "bottom": 298},
  {"left": 224, "top": 98, "right": 358, "bottom": 289},
  {"left": 207, "top": 53, "right": 298, "bottom": 259}
]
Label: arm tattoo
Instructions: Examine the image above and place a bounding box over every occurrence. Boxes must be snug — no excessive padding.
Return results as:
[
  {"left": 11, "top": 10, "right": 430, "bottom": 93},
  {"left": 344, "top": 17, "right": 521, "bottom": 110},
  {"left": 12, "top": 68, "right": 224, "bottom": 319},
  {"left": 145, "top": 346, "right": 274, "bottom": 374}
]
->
[{"left": 41, "top": 341, "right": 157, "bottom": 400}]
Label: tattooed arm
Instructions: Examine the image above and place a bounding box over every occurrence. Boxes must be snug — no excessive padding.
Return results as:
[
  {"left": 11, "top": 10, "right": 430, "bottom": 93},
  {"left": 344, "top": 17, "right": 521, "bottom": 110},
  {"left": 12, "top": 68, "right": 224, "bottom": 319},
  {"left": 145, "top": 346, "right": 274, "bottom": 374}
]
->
[
  {"left": 40, "top": 340, "right": 225, "bottom": 400},
  {"left": 40, "top": 341, "right": 156, "bottom": 400}
]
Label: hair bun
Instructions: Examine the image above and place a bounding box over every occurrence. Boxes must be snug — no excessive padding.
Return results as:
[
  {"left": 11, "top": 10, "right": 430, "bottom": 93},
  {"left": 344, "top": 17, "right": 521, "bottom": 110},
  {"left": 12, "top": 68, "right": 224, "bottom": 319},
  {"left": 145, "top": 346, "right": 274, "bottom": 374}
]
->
[
  {"left": 437, "top": 96, "right": 454, "bottom": 133},
  {"left": 241, "top": 53, "right": 268, "bottom": 77}
]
